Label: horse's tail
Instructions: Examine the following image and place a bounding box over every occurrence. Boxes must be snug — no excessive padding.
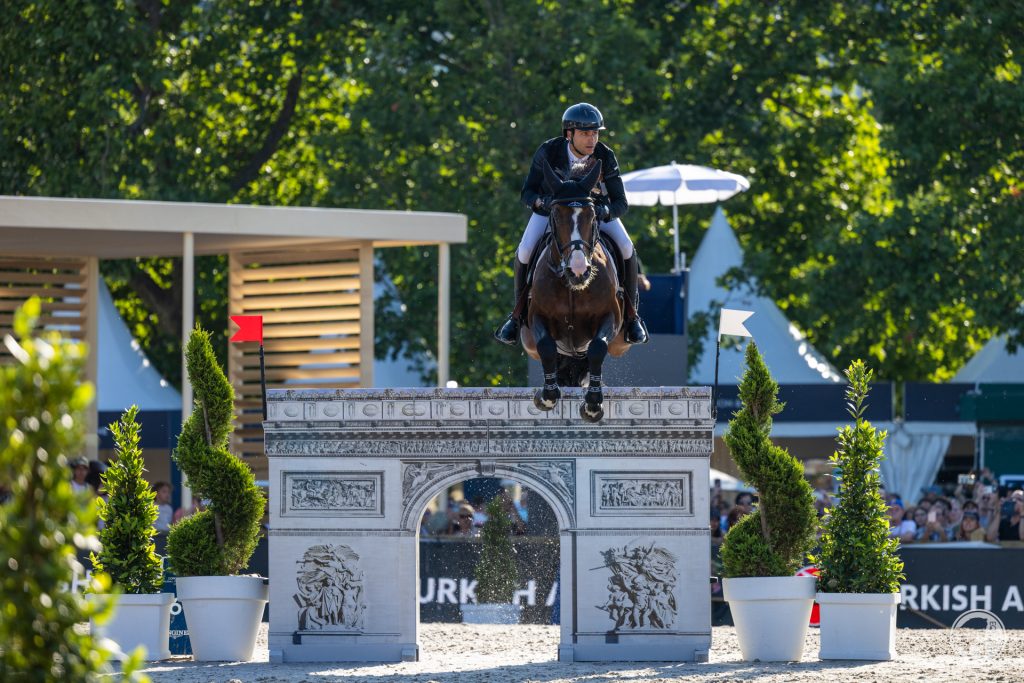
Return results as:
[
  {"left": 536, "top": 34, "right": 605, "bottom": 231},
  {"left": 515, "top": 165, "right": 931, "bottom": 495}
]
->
[{"left": 557, "top": 354, "right": 590, "bottom": 387}]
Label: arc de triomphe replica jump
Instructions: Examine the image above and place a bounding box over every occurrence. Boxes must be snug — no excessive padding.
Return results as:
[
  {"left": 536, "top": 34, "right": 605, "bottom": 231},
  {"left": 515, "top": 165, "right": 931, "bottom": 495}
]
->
[{"left": 265, "top": 386, "right": 713, "bottom": 663}]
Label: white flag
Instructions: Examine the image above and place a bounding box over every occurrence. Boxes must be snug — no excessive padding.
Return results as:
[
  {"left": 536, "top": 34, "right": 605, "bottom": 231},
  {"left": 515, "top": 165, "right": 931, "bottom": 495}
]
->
[{"left": 718, "top": 309, "right": 753, "bottom": 340}]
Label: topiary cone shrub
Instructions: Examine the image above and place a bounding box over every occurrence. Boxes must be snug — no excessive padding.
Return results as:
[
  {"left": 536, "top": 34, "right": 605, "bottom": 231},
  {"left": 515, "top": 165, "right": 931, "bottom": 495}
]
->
[
  {"left": 474, "top": 497, "right": 520, "bottom": 603},
  {"left": 165, "top": 326, "right": 264, "bottom": 577},
  {"left": 719, "top": 342, "right": 817, "bottom": 577},
  {"left": 814, "top": 361, "right": 904, "bottom": 593},
  {"left": 91, "top": 404, "right": 164, "bottom": 594}
]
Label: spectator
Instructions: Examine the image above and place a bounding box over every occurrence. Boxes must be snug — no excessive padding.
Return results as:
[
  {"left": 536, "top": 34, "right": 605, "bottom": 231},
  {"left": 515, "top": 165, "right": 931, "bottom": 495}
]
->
[
  {"left": 153, "top": 481, "right": 174, "bottom": 533},
  {"left": 419, "top": 509, "right": 433, "bottom": 537},
  {"left": 996, "top": 490, "right": 1024, "bottom": 542},
  {"left": 70, "top": 456, "right": 93, "bottom": 496},
  {"left": 726, "top": 505, "right": 746, "bottom": 531},
  {"left": 470, "top": 496, "right": 489, "bottom": 528},
  {"left": 888, "top": 501, "right": 916, "bottom": 543},
  {"left": 495, "top": 490, "right": 527, "bottom": 536},
  {"left": 710, "top": 511, "right": 724, "bottom": 546},
  {"left": 514, "top": 490, "right": 529, "bottom": 523},
  {"left": 450, "top": 503, "right": 478, "bottom": 536},
  {"left": 977, "top": 488, "right": 999, "bottom": 528},
  {"left": 86, "top": 459, "right": 107, "bottom": 495},
  {"left": 954, "top": 511, "right": 992, "bottom": 542},
  {"left": 913, "top": 505, "right": 948, "bottom": 543},
  {"left": 173, "top": 497, "right": 205, "bottom": 523}
]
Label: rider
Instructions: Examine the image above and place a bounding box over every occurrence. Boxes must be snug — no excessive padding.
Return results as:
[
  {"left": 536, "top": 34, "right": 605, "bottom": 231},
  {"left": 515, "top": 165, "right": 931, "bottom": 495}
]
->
[{"left": 493, "top": 102, "right": 649, "bottom": 346}]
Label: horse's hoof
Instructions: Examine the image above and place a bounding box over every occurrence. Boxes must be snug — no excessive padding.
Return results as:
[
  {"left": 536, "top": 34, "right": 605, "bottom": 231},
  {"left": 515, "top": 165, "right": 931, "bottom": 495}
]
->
[
  {"left": 580, "top": 402, "right": 604, "bottom": 423},
  {"left": 534, "top": 390, "right": 558, "bottom": 411}
]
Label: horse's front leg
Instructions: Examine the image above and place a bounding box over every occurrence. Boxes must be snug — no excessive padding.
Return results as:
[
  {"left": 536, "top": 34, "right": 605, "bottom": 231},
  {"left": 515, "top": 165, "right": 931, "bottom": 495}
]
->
[
  {"left": 580, "top": 314, "right": 616, "bottom": 423},
  {"left": 532, "top": 317, "right": 561, "bottom": 411}
]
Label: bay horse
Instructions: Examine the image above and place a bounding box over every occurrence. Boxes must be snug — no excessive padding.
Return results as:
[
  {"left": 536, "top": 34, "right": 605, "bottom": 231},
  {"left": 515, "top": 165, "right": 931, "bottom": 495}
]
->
[{"left": 520, "top": 159, "right": 630, "bottom": 422}]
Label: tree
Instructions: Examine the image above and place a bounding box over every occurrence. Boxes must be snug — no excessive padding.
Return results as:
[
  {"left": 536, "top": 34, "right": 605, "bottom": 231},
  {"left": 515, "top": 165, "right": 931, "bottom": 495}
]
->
[
  {"left": 165, "top": 325, "right": 264, "bottom": 577},
  {"left": 91, "top": 405, "right": 164, "bottom": 595},
  {"left": 2, "top": 1, "right": 1021, "bottom": 387},
  {"left": 815, "top": 361, "right": 904, "bottom": 594},
  {"left": 0, "top": 299, "right": 131, "bottom": 680},
  {"left": 719, "top": 342, "right": 817, "bottom": 577},
  {"left": 474, "top": 497, "right": 519, "bottom": 604}
]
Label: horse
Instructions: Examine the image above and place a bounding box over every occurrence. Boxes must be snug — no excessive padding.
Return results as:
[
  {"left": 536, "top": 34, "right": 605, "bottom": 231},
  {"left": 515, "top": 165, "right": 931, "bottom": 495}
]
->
[{"left": 519, "top": 159, "right": 631, "bottom": 422}]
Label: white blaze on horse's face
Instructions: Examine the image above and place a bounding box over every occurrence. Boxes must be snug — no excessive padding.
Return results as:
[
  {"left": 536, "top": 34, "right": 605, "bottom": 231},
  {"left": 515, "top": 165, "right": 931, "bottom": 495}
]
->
[{"left": 568, "top": 207, "right": 588, "bottom": 277}]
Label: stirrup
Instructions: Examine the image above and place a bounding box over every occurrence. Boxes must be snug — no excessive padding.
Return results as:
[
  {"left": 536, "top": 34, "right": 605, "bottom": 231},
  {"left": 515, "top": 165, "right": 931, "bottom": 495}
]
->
[
  {"left": 624, "top": 317, "right": 649, "bottom": 345},
  {"left": 493, "top": 315, "right": 520, "bottom": 346}
]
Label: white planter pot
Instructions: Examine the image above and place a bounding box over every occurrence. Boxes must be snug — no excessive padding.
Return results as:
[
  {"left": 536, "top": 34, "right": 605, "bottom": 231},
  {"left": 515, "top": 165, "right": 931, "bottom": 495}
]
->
[
  {"left": 816, "top": 592, "right": 900, "bottom": 660},
  {"left": 92, "top": 592, "right": 174, "bottom": 661},
  {"left": 722, "top": 576, "right": 816, "bottom": 662},
  {"left": 460, "top": 603, "right": 522, "bottom": 624},
  {"left": 175, "top": 575, "right": 269, "bottom": 661}
]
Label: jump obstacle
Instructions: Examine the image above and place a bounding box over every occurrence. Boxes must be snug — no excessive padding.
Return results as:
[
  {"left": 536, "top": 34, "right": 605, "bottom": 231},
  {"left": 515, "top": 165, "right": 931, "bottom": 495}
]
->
[{"left": 265, "top": 387, "right": 713, "bottom": 663}]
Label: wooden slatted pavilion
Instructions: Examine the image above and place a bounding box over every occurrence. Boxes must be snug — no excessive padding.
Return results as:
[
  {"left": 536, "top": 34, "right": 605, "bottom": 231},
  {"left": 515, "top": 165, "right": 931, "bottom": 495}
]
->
[{"left": 0, "top": 195, "right": 467, "bottom": 490}]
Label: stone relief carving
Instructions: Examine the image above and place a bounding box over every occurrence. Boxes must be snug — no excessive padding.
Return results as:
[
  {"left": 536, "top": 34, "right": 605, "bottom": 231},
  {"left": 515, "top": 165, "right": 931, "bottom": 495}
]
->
[
  {"left": 514, "top": 461, "right": 575, "bottom": 505},
  {"left": 267, "top": 436, "right": 710, "bottom": 458},
  {"left": 487, "top": 438, "right": 709, "bottom": 456},
  {"left": 282, "top": 472, "right": 383, "bottom": 517},
  {"left": 289, "top": 477, "right": 376, "bottom": 512},
  {"left": 601, "top": 479, "right": 684, "bottom": 509},
  {"left": 294, "top": 544, "right": 366, "bottom": 631},
  {"left": 402, "top": 462, "right": 452, "bottom": 500},
  {"left": 597, "top": 541, "right": 678, "bottom": 631}
]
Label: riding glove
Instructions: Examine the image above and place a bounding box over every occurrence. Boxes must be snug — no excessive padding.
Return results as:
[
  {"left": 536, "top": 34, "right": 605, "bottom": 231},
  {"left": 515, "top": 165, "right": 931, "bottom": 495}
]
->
[{"left": 595, "top": 203, "right": 611, "bottom": 223}]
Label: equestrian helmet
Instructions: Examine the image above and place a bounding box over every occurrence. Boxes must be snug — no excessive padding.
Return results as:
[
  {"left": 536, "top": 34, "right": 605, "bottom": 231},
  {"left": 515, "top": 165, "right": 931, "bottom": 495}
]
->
[{"left": 561, "top": 103, "right": 605, "bottom": 135}]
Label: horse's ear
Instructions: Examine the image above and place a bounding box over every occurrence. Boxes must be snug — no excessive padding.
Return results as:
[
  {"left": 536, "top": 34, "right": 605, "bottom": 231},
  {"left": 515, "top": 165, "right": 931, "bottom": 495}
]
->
[
  {"left": 580, "top": 160, "right": 602, "bottom": 194},
  {"left": 542, "top": 160, "right": 563, "bottom": 194}
]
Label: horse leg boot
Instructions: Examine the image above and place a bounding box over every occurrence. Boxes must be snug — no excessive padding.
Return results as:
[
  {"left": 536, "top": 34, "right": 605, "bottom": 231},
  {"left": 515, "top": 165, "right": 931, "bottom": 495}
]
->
[
  {"left": 493, "top": 260, "right": 529, "bottom": 346},
  {"left": 532, "top": 321, "right": 561, "bottom": 411},
  {"left": 581, "top": 315, "right": 615, "bottom": 423},
  {"left": 622, "top": 255, "right": 650, "bottom": 345}
]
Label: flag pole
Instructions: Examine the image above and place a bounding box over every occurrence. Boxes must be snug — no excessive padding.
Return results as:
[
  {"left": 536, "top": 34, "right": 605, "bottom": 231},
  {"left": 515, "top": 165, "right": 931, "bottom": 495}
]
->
[
  {"left": 713, "top": 335, "right": 721, "bottom": 422},
  {"left": 259, "top": 342, "right": 268, "bottom": 421}
]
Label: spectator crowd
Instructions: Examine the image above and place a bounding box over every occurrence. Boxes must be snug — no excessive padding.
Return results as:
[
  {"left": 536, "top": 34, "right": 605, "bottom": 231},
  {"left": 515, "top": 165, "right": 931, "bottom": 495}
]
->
[{"left": 710, "top": 468, "right": 1024, "bottom": 546}]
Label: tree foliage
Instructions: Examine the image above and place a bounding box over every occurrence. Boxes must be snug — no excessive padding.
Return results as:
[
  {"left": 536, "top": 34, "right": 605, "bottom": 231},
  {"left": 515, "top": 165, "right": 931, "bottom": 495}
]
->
[
  {"left": 719, "top": 342, "right": 817, "bottom": 578},
  {"left": 1, "top": 1, "right": 1021, "bottom": 386},
  {"left": 0, "top": 299, "right": 132, "bottom": 681},
  {"left": 814, "top": 361, "right": 904, "bottom": 594},
  {"left": 474, "top": 496, "right": 519, "bottom": 604},
  {"left": 92, "top": 405, "right": 164, "bottom": 595},
  {"left": 164, "top": 326, "right": 264, "bottom": 577}
]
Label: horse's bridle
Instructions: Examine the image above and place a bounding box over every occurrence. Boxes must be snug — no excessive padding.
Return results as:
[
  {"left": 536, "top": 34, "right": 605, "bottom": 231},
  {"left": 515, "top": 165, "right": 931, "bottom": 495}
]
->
[{"left": 546, "top": 197, "right": 600, "bottom": 279}]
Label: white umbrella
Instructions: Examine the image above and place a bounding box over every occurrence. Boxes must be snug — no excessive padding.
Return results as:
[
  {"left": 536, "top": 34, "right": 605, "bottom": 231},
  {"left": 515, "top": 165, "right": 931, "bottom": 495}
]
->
[{"left": 621, "top": 161, "right": 750, "bottom": 273}]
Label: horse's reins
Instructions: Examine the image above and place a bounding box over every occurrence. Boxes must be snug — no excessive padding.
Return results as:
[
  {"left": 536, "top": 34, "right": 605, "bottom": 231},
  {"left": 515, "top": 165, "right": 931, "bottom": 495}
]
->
[
  {"left": 545, "top": 197, "right": 601, "bottom": 353},
  {"left": 546, "top": 197, "right": 600, "bottom": 280}
]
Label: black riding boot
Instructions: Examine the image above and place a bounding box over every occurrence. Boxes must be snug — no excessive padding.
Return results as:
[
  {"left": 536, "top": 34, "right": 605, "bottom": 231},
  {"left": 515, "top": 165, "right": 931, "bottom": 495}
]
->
[
  {"left": 493, "top": 260, "right": 529, "bottom": 346},
  {"left": 623, "top": 255, "right": 650, "bottom": 345}
]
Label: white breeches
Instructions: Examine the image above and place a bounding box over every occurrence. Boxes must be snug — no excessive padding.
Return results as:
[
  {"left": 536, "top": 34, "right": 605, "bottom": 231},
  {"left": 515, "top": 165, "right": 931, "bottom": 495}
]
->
[{"left": 516, "top": 212, "right": 634, "bottom": 264}]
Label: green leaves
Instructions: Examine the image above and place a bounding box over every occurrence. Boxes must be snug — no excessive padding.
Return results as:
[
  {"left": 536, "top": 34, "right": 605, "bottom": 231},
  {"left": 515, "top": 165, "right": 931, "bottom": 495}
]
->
[
  {"left": 91, "top": 405, "right": 164, "bottom": 595},
  {"left": 816, "top": 360, "right": 904, "bottom": 594},
  {"left": 165, "top": 325, "right": 264, "bottom": 577},
  {"left": 474, "top": 497, "right": 519, "bottom": 604},
  {"left": 720, "top": 342, "right": 817, "bottom": 578},
  {"left": 0, "top": 298, "right": 137, "bottom": 680},
  {"left": 2, "top": 2, "right": 1022, "bottom": 386}
]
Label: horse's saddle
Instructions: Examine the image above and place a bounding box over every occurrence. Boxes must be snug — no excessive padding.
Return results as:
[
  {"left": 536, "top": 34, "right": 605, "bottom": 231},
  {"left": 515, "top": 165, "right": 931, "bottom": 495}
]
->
[{"left": 523, "top": 231, "right": 625, "bottom": 324}]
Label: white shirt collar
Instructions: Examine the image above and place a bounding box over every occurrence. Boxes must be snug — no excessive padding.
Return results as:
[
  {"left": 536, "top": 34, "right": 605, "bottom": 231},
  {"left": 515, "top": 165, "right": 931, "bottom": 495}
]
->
[{"left": 567, "top": 141, "right": 590, "bottom": 166}]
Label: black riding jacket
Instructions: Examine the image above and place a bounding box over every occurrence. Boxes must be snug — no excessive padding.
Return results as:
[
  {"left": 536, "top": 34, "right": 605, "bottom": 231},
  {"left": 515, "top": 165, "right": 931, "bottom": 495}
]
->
[{"left": 520, "top": 138, "right": 629, "bottom": 221}]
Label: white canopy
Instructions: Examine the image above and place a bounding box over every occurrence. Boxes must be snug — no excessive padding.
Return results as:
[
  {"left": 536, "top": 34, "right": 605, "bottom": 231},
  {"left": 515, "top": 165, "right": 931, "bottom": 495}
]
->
[
  {"left": 953, "top": 334, "right": 1024, "bottom": 383},
  {"left": 687, "top": 208, "right": 841, "bottom": 386},
  {"left": 97, "top": 279, "right": 181, "bottom": 411}
]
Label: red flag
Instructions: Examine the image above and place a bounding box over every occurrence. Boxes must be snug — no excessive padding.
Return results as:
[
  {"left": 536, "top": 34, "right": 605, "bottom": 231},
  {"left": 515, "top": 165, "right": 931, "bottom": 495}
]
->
[{"left": 230, "top": 315, "right": 263, "bottom": 343}]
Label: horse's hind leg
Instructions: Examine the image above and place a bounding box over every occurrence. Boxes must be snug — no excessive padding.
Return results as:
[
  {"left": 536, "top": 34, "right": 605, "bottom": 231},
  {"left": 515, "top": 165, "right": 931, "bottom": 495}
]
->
[
  {"left": 532, "top": 318, "right": 561, "bottom": 411},
  {"left": 580, "top": 314, "right": 616, "bottom": 423}
]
